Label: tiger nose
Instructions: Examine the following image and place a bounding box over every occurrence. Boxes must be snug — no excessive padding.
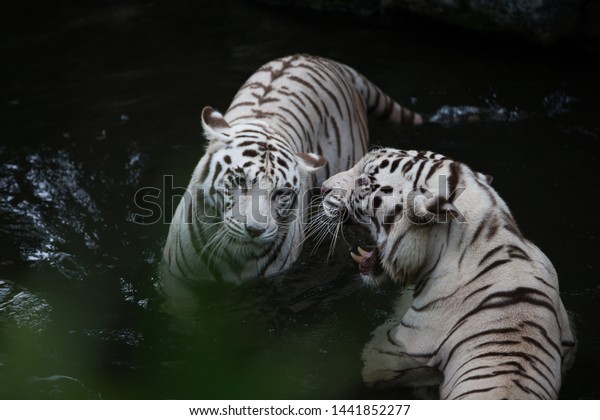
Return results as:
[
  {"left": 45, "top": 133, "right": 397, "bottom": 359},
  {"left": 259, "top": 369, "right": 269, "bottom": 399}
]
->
[
  {"left": 246, "top": 225, "right": 266, "bottom": 238},
  {"left": 321, "top": 184, "right": 331, "bottom": 196}
]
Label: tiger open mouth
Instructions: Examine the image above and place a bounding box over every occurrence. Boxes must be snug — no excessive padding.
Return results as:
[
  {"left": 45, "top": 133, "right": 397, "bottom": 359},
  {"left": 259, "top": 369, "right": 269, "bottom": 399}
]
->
[{"left": 350, "top": 245, "right": 382, "bottom": 277}]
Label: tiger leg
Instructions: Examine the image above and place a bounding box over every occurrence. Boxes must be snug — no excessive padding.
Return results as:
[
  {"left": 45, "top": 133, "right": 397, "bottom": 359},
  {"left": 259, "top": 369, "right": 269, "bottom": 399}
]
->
[{"left": 362, "top": 322, "right": 442, "bottom": 389}]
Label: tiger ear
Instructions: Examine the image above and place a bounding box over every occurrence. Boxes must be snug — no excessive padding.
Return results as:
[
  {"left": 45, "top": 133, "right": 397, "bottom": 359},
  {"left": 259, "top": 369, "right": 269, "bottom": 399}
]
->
[
  {"left": 410, "top": 190, "right": 462, "bottom": 225},
  {"left": 296, "top": 152, "right": 327, "bottom": 173},
  {"left": 475, "top": 171, "right": 493, "bottom": 185},
  {"left": 201, "top": 106, "right": 232, "bottom": 144}
]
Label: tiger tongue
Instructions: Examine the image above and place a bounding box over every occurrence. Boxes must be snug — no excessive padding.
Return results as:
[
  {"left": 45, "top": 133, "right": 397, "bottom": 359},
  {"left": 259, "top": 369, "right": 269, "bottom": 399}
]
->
[{"left": 350, "top": 246, "right": 376, "bottom": 275}]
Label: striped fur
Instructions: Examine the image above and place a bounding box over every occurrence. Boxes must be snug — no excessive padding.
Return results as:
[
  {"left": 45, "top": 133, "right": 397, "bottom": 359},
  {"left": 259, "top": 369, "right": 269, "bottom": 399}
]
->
[
  {"left": 162, "top": 54, "right": 422, "bottom": 293},
  {"left": 319, "top": 148, "right": 576, "bottom": 399}
]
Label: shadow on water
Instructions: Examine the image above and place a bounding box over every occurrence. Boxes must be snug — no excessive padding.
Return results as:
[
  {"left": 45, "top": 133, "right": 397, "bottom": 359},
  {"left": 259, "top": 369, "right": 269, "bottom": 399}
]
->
[{"left": 1, "top": 0, "right": 599, "bottom": 399}]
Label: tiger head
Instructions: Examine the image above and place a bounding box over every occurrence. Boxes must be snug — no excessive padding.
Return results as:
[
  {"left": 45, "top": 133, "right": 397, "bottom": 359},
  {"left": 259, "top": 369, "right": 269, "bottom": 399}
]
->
[
  {"left": 190, "top": 106, "right": 326, "bottom": 256},
  {"left": 320, "top": 148, "right": 489, "bottom": 287}
]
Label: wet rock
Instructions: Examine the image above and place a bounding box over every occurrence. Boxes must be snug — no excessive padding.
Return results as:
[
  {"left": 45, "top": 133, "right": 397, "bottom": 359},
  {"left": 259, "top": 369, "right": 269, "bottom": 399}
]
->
[
  {"left": 428, "top": 104, "right": 528, "bottom": 125},
  {"left": 257, "top": 0, "right": 600, "bottom": 45},
  {"left": 382, "top": 0, "right": 598, "bottom": 45},
  {"left": 0, "top": 279, "right": 52, "bottom": 334}
]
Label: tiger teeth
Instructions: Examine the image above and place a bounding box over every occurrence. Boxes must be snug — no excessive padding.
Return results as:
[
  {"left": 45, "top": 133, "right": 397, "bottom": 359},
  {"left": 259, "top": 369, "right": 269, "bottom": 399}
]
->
[
  {"left": 351, "top": 252, "right": 363, "bottom": 263},
  {"left": 357, "top": 246, "right": 371, "bottom": 257},
  {"left": 352, "top": 247, "right": 373, "bottom": 263}
]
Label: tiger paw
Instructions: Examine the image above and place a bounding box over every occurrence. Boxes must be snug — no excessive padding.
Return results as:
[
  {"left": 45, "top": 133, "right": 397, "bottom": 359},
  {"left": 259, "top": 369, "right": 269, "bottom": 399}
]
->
[{"left": 351, "top": 246, "right": 376, "bottom": 275}]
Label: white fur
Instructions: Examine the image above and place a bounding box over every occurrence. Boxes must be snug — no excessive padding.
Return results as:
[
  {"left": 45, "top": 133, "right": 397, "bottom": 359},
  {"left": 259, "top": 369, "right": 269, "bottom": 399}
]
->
[{"left": 322, "top": 148, "right": 576, "bottom": 399}]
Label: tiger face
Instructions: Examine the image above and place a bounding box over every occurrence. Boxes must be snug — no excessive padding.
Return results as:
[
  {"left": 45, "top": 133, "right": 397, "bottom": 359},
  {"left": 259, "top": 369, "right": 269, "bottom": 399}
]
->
[
  {"left": 320, "top": 148, "right": 467, "bottom": 286},
  {"left": 191, "top": 107, "right": 326, "bottom": 255}
]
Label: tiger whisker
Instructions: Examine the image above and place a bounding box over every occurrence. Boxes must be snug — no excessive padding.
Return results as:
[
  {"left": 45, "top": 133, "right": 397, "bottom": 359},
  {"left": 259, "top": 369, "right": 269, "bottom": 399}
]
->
[
  {"left": 206, "top": 229, "right": 232, "bottom": 270},
  {"left": 305, "top": 219, "right": 335, "bottom": 251},
  {"left": 213, "top": 234, "right": 233, "bottom": 270},
  {"left": 293, "top": 210, "right": 328, "bottom": 251},
  {"left": 326, "top": 221, "right": 344, "bottom": 261},
  {"left": 198, "top": 223, "right": 226, "bottom": 258}
]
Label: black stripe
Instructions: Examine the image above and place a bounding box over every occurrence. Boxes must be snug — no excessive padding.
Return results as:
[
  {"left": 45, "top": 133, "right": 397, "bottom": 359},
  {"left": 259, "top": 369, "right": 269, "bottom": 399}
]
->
[
  {"left": 453, "top": 350, "right": 555, "bottom": 391},
  {"left": 512, "top": 379, "right": 546, "bottom": 399},
  {"left": 458, "top": 246, "right": 468, "bottom": 268},
  {"left": 300, "top": 91, "right": 324, "bottom": 123},
  {"left": 402, "top": 159, "right": 416, "bottom": 174},
  {"left": 447, "top": 161, "right": 462, "bottom": 203},
  {"left": 368, "top": 87, "right": 381, "bottom": 113},
  {"left": 412, "top": 159, "right": 427, "bottom": 190},
  {"left": 442, "top": 328, "right": 520, "bottom": 373},
  {"left": 466, "top": 258, "right": 512, "bottom": 286},
  {"left": 521, "top": 320, "right": 561, "bottom": 356},
  {"left": 469, "top": 215, "right": 489, "bottom": 246},
  {"left": 259, "top": 234, "right": 287, "bottom": 275},
  {"left": 445, "top": 363, "right": 493, "bottom": 390},
  {"left": 238, "top": 140, "right": 263, "bottom": 148},
  {"left": 276, "top": 156, "right": 289, "bottom": 170},
  {"left": 462, "top": 283, "right": 493, "bottom": 303},
  {"left": 273, "top": 110, "right": 304, "bottom": 144},
  {"left": 288, "top": 74, "right": 320, "bottom": 97},
  {"left": 289, "top": 97, "right": 316, "bottom": 133},
  {"left": 507, "top": 244, "right": 529, "bottom": 256},
  {"left": 533, "top": 275, "right": 557, "bottom": 291},
  {"left": 450, "top": 386, "right": 498, "bottom": 400},
  {"left": 329, "top": 115, "right": 341, "bottom": 156},
  {"left": 198, "top": 155, "right": 212, "bottom": 184},
  {"left": 378, "top": 98, "right": 394, "bottom": 121},
  {"left": 424, "top": 160, "right": 444, "bottom": 182},
  {"left": 413, "top": 248, "right": 443, "bottom": 298},
  {"left": 522, "top": 336, "right": 557, "bottom": 360},
  {"left": 459, "top": 369, "right": 552, "bottom": 399},
  {"left": 388, "top": 232, "right": 407, "bottom": 260},
  {"left": 479, "top": 287, "right": 554, "bottom": 310},
  {"left": 485, "top": 219, "right": 499, "bottom": 240},
  {"left": 227, "top": 101, "right": 255, "bottom": 112},
  {"left": 306, "top": 73, "right": 344, "bottom": 116},
  {"left": 280, "top": 105, "right": 311, "bottom": 134},
  {"left": 527, "top": 363, "right": 558, "bottom": 397},
  {"left": 478, "top": 245, "right": 504, "bottom": 266}
]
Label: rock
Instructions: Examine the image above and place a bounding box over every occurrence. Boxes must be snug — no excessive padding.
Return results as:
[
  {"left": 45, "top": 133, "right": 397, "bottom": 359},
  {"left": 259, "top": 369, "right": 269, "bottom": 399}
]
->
[
  {"left": 256, "top": 0, "right": 600, "bottom": 45},
  {"left": 382, "top": 0, "right": 595, "bottom": 45},
  {"left": 0, "top": 279, "right": 52, "bottom": 334}
]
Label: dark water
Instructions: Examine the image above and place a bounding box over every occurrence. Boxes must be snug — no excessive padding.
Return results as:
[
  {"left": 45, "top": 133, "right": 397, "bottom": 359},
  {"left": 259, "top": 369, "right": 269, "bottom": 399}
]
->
[{"left": 1, "top": 0, "right": 599, "bottom": 399}]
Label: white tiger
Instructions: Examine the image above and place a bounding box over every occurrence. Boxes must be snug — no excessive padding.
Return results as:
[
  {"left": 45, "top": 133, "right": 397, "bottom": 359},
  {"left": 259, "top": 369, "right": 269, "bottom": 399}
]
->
[
  {"left": 319, "top": 148, "right": 576, "bottom": 399},
  {"left": 161, "top": 54, "right": 422, "bottom": 314}
]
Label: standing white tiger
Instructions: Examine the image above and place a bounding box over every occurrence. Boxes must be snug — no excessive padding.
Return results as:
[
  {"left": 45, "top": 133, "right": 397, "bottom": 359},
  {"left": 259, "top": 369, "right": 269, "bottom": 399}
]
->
[
  {"left": 319, "top": 148, "right": 575, "bottom": 399},
  {"left": 162, "top": 54, "right": 422, "bottom": 298}
]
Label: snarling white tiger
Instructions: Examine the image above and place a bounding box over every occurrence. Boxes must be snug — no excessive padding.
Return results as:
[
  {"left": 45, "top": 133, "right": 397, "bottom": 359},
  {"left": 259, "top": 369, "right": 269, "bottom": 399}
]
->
[
  {"left": 319, "top": 148, "right": 576, "bottom": 399},
  {"left": 162, "top": 54, "right": 422, "bottom": 291}
]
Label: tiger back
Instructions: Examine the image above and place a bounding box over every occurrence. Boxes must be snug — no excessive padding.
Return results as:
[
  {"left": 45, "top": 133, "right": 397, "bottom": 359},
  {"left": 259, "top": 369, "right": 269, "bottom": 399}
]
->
[
  {"left": 161, "top": 55, "right": 423, "bottom": 295},
  {"left": 319, "top": 148, "right": 576, "bottom": 399}
]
